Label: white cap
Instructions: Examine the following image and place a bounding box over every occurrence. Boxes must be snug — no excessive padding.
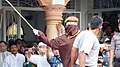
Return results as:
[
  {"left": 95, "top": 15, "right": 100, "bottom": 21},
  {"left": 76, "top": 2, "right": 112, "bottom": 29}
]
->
[{"left": 38, "top": 42, "right": 47, "bottom": 46}]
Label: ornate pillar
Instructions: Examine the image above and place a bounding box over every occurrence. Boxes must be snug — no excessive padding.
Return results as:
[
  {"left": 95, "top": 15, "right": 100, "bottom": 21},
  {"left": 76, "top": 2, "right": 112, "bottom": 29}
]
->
[
  {"left": 44, "top": 5, "right": 65, "bottom": 39},
  {"left": 37, "top": 0, "right": 69, "bottom": 40}
]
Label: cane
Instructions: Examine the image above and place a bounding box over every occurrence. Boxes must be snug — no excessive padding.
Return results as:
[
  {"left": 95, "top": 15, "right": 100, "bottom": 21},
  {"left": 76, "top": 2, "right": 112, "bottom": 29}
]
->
[{"left": 5, "top": 0, "right": 34, "bottom": 30}]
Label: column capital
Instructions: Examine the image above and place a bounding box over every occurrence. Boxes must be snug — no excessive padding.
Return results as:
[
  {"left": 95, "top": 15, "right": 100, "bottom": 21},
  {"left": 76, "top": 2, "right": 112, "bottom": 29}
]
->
[
  {"left": 37, "top": 0, "right": 70, "bottom": 39},
  {"left": 43, "top": 5, "right": 65, "bottom": 25}
]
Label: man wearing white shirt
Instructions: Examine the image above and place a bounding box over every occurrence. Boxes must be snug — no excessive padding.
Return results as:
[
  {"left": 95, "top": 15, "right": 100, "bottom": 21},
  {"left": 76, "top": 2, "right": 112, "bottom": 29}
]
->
[
  {"left": 27, "top": 42, "right": 51, "bottom": 67},
  {"left": 2, "top": 41, "right": 25, "bottom": 67},
  {"left": 0, "top": 41, "right": 11, "bottom": 66},
  {"left": 71, "top": 15, "right": 103, "bottom": 67}
]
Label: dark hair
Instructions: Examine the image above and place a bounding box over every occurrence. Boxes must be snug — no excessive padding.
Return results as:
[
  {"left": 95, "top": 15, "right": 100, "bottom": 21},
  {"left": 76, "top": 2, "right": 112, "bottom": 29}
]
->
[
  {"left": 0, "top": 41, "right": 7, "bottom": 45},
  {"left": 90, "top": 15, "right": 103, "bottom": 29},
  {"left": 9, "top": 41, "right": 17, "bottom": 48},
  {"left": 15, "top": 38, "right": 22, "bottom": 43}
]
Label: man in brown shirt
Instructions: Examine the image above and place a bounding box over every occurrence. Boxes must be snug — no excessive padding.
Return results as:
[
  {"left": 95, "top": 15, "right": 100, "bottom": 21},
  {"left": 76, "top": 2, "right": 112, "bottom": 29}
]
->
[{"left": 33, "top": 16, "right": 80, "bottom": 67}]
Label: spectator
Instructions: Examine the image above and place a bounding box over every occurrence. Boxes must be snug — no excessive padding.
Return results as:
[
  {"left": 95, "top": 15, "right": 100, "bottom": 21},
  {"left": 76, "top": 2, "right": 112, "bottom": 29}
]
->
[
  {"left": 0, "top": 41, "right": 11, "bottom": 66},
  {"left": 27, "top": 42, "right": 50, "bottom": 67},
  {"left": 48, "top": 48, "right": 63, "bottom": 67},
  {"left": 100, "top": 24, "right": 114, "bottom": 43},
  {"left": 21, "top": 39, "right": 27, "bottom": 47},
  {"left": 19, "top": 45, "right": 26, "bottom": 55},
  {"left": 15, "top": 38, "right": 23, "bottom": 53},
  {"left": 23, "top": 48, "right": 37, "bottom": 67},
  {"left": 109, "top": 19, "right": 120, "bottom": 67},
  {"left": 32, "top": 43, "right": 39, "bottom": 55},
  {"left": 2, "top": 41, "right": 25, "bottom": 67}
]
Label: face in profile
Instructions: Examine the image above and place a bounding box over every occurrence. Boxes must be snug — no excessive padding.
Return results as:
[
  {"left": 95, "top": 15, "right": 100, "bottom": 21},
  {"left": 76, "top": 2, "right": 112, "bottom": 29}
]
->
[{"left": 0, "top": 42, "right": 7, "bottom": 52}]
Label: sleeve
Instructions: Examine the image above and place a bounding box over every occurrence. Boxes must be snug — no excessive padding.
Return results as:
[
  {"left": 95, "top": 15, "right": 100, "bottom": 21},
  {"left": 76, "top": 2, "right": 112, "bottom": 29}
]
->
[
  {"left": 111, "top": 36, "right": 115, "bottom": 49},
  {"left": 22, "top": 55, "right": 25, "bottom": 63},
  {"left": 79, "top": 37, "right": 94, "bottom": 55},
  {"left": 28, "top": 55, "right": 38, "bottom": 65},
  {"left": 73, "top": 34, "right": 81, "bottom": 48},
  {"left": 38, "top": 31, "right": 66, "bottom": 49},
  {"left": 38, "top": 31, "right": 50, "bottom": 46},
  {"left": 49, "top": 37, "right": 66, "bottom": 49}
]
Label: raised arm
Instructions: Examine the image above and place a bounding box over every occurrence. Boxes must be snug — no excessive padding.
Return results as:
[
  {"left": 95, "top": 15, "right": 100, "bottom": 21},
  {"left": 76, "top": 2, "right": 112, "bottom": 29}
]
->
[
  {"left": 33, "top": 29, "right": 63, "bottom": 49},
  {"left": 33, "top": 29, "right": 49, "bottom": 45}
]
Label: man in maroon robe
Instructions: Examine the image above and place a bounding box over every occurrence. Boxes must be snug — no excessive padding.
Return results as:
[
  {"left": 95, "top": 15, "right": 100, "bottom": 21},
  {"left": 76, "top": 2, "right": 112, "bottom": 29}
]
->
[{"left": 33, "top": 16, "right": 80, "bottom": 67}]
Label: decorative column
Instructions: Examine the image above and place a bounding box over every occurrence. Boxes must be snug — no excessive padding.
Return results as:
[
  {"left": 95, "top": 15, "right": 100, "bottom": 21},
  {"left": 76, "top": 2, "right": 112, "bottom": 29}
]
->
[
  {"left": 44, "top": 5, "right": 65, "bottom": 39},
  {"left": 37, "top": 0, "right": 69, "bottom": 40}
]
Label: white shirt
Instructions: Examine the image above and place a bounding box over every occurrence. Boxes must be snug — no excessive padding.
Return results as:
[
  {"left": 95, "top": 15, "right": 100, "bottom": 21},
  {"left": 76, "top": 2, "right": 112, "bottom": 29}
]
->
[
  {"left": 0, "top": 51, "right": 11, "bottom": 66},
  {"left": 29, "top": 55, "right": 51, "bottom": 67},
  {"left": 73, "top": 30, "right": 100, "bottom": 67},
  {"left": 2, "top": 53, "right": 25, "bottom": 67}
]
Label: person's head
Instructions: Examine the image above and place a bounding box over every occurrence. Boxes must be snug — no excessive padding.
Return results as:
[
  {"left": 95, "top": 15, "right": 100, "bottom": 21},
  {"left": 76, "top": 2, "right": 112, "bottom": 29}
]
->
[
  {"left": 64, "top": 16, "right": 80, "bottom": 37},
  {"left": 105, "top": 25, "right": 112, "bottom": 35},
  {"left": 65, "top": 16, "right": 78, "bottom": 26},
  {"left": 103, "top": 43, "right": 110, "bottom": 52},
  {"left": 52, "top": 48, "right": 60, "bottom": 56},
  {"left": 15, "top": 38, "right": 22, "bottom": 49},
  {"left": 24, "top": 48, "right": 30, "bottom": 58},
  {"left": 32, "top": 43, "right": 38, "bottom": 49},
  {"left": 38, "top": 42, "right": 47, "bottom": 56},
  {"left": 21, "top": 39, "right": 26, "bottom": 47},
  {"left": 9, "top": 41, "right": 18, "bottom": 55},
  {"left": 20, "top": 45, "right": 25, "bottom": 54},
  {"left": 90, "top": 15, "right": 103, "bottom": 32},
  {"left": 0, "top": 41, "right": 8, "bottom": 52},
  {"left": 32, "top": 43, "right": 39, "bottom": 54}
]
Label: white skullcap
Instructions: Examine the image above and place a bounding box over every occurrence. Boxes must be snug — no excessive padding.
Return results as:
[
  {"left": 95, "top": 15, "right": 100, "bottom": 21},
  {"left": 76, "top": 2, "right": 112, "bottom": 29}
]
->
[{"left": 38, "top": 42, "right": 47, "bottom": 46}]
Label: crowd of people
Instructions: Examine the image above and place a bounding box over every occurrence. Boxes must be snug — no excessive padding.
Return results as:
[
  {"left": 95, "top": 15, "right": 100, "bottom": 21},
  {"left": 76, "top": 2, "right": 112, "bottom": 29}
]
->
[
  {"left": 0, "top": 39, "right": 63, "bottom": 67},
  {"left": 0, "top": 15, "right": 120, "bottom": 67}
]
